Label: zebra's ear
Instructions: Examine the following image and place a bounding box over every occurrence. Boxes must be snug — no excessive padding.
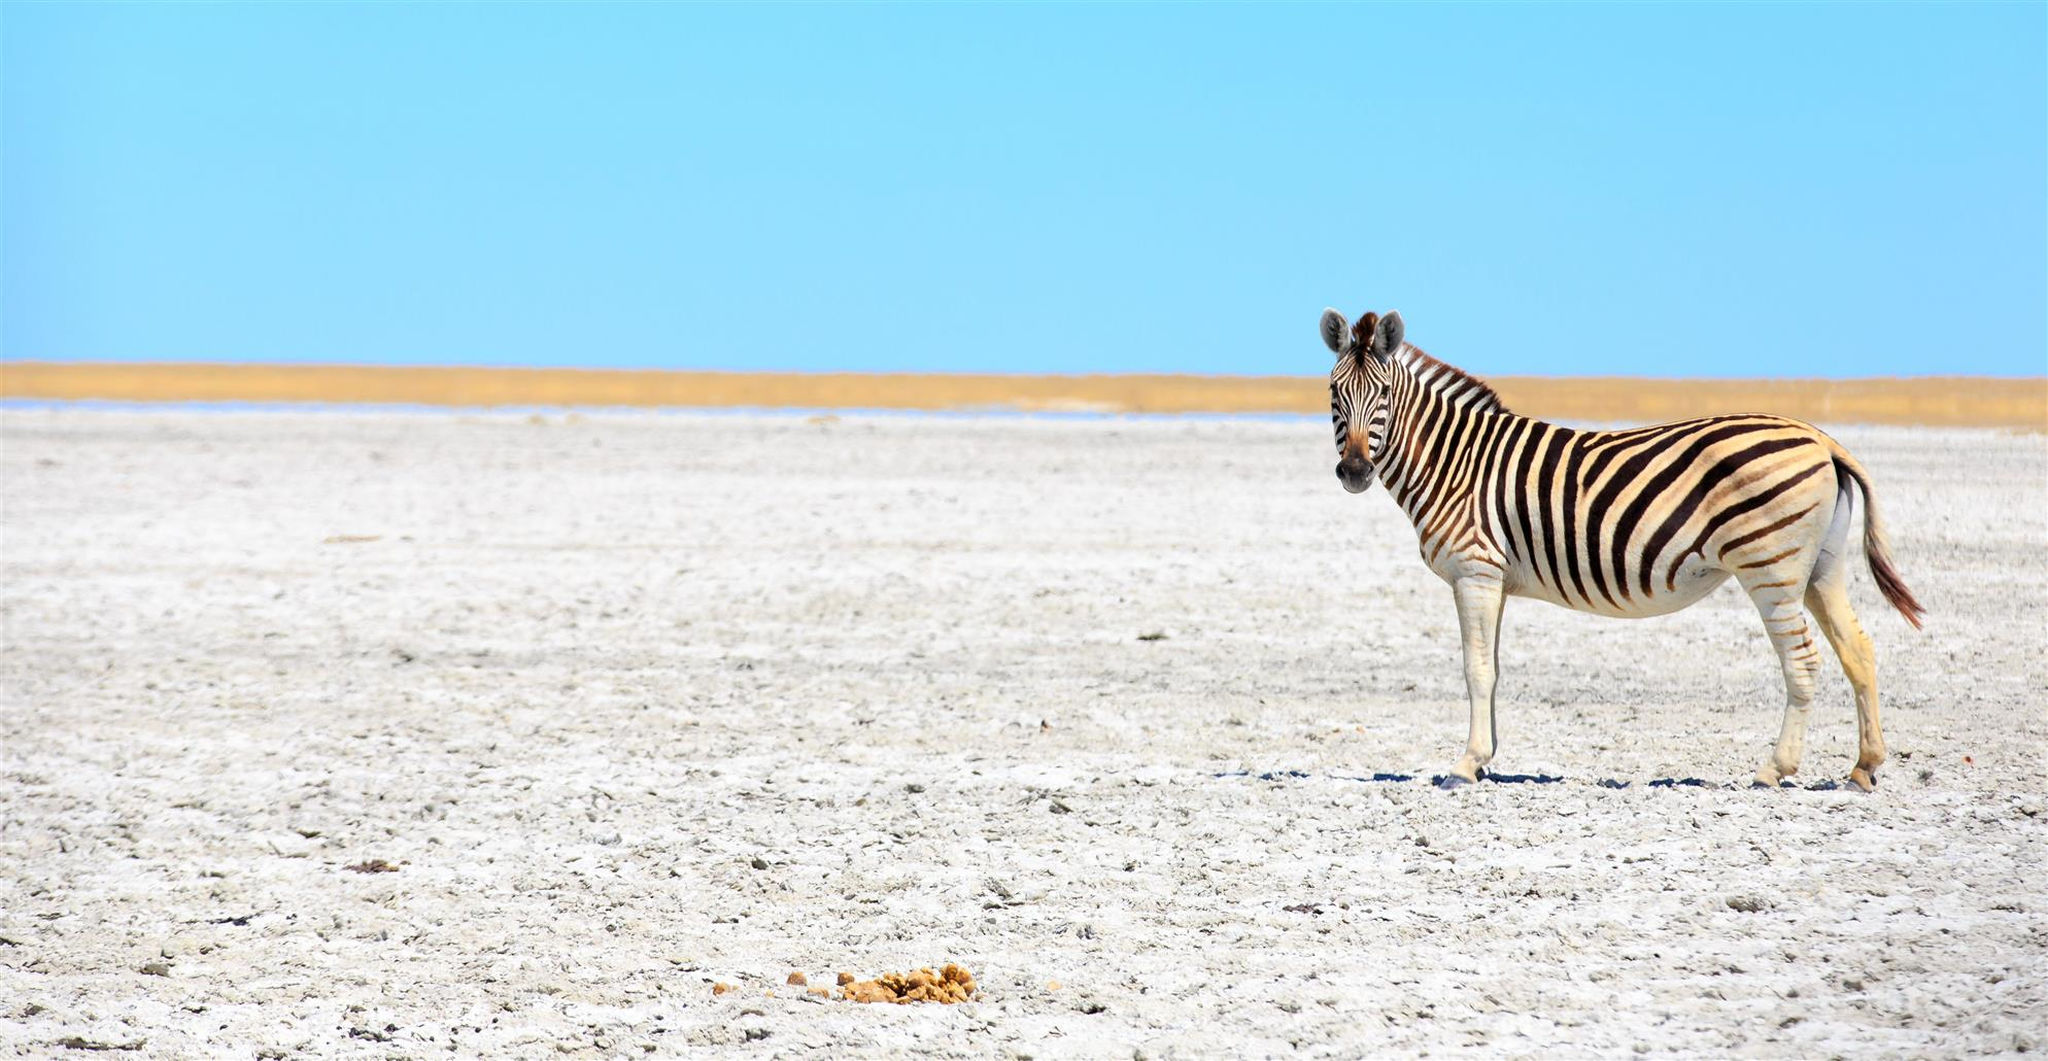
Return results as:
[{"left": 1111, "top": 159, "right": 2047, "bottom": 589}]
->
[
  {"left": 1319, "top": 308, "right": 1351, "bottom": 354},
  {"left": 1369, "top": 310, "right": 1405, "bottom": 361}
]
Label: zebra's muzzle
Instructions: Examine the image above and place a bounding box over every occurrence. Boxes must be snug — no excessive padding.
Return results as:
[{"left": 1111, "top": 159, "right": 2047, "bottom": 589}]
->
[{"left": 1336, "top": 456, "right": 1375, "bottom": 494}]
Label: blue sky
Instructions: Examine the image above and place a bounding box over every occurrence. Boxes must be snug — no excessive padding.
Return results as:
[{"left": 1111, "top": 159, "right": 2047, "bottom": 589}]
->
[{"left": 4, "top": 3, "right": 2043, "bottom": 378}]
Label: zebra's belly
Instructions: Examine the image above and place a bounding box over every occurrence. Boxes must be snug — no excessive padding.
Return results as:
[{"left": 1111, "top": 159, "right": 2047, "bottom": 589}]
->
[{"left": 1505, "top": 558, "right": 1731, "bottom": 618}]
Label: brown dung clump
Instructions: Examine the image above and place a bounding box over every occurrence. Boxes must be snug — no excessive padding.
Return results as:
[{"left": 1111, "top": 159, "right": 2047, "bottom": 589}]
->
[{"left": 837, "top": 964, "right": 977, "bottom": 1004}]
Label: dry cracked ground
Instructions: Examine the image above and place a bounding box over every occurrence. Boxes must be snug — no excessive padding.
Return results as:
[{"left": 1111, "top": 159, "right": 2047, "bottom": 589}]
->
[{"left": 2, "top": 408, "right": 2043, "bottom": 1057}]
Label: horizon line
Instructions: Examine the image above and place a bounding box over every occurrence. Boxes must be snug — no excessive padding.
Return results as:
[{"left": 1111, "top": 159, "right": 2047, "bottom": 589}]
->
[
  {"left": 4, "top": 359, "right": 2044, "bottom": 384},
  {"left": 2, "top": 361, "right": 2043, "bottom": 430}
]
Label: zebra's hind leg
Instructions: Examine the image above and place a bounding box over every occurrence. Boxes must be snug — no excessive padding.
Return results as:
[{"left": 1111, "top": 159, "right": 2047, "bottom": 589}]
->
[
  {"left": 1741, "top": 571, "right": 1824, "bottom": 788},
  {"left": 1446, "top": 575, "right": 1506, "bottom": 785},
  {"left": 1806, "top": 575, "right": 1885, "bottom": 791}
]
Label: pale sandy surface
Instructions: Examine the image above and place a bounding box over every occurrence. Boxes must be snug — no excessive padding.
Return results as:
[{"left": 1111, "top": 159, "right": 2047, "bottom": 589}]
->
[{"left": 1, "top": 408, "right": 2043, "bottom": 1058}]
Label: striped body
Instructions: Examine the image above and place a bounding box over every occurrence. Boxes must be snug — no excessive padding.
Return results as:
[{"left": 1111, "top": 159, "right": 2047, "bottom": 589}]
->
[
  {"left": 1366, "top": 392, "right": 1845, "bottom": 619},
  {"left": 1322, "top": 307, "right": 1922, "bottom": 789}
]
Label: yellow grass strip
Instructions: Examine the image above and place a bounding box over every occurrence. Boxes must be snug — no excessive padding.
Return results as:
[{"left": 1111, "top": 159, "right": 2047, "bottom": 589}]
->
[{"left": 2, "top": 362, "right": 2042, "bottom": 430}]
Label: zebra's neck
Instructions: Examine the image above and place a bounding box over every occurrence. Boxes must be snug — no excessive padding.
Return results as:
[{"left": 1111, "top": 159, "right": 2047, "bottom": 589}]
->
[
  {"left": 1377, "top": 347, "right": 1519, "bottom": 524},
  {"left": 1394, "top": 346, "right": 1509, "bottom": 416}
]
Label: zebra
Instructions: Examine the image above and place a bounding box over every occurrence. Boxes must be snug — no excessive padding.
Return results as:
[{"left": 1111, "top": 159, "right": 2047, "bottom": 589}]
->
[{"left": 1320, "top": 307, "right": 1923, "bottom": 790}]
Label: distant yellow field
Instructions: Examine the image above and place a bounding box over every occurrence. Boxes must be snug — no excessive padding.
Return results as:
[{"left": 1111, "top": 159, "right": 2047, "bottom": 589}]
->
[{"left": 2, "top": 361, "right": 2042, "bottom": 430}]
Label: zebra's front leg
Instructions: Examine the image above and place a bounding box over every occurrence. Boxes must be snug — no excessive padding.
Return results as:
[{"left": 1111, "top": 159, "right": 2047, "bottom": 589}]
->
[{"left": 1446, "top": 574, "right": 1507, "bottom": 785}]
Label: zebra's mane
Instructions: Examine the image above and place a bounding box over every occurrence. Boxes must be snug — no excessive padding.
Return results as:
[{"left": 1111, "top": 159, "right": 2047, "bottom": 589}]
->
[{"left": 1397, "top": 345, "right": 1511, "bottom": 415}]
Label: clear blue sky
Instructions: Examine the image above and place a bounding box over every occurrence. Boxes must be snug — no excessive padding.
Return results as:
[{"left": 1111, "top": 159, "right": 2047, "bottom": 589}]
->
[{"left": 5, "top": 3, "right": 2043, "bottom": 378}]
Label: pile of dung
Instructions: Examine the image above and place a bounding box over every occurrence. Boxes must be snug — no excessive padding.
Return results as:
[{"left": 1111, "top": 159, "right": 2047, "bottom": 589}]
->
[{"left": 836, "top": 964, "right": 977, "bottom": 1004}]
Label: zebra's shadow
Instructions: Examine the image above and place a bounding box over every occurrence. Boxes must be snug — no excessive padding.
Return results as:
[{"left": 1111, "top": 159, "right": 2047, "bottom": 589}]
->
[{"left": 1214, "top": 769, "right": 1846, "bottom": 791}]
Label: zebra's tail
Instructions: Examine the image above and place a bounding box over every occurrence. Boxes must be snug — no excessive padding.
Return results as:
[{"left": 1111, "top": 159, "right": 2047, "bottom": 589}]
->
[{"left": 1824, "top": 436, "right": 1925, "bottom": 629}]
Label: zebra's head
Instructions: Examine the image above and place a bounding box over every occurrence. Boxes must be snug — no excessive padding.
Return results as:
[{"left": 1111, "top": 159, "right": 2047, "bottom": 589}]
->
[{"left": 1320, "top": 307, "right": 1405, "bottom": 494}]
